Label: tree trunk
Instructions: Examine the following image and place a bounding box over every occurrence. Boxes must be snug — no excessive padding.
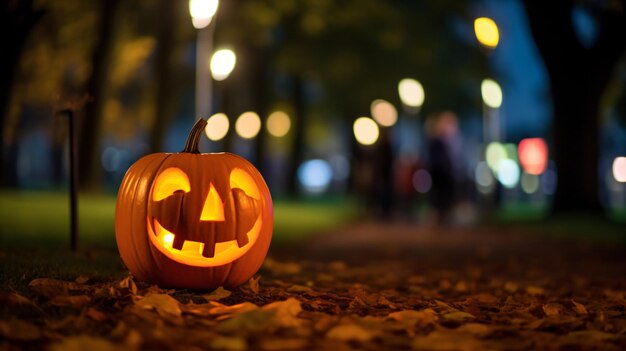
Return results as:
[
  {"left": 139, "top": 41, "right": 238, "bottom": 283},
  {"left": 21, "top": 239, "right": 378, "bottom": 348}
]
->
[
  {"left": 287, "top": 76, "right": 306, "bottom": 197},
  {"left": 523, "top": 0, "right": 626, "bottom": 214},
  {"left": 79, "top": 0, "right": 119, "bottom": 191},
  {"left": 149, "top": 0, "right": 176, "bottom": 153},
  {"left": 0, "top": 0, "right": 44, "bottom": 187},
  {"left": 250, "top": 47, "right": 270, "bottom": 172}
]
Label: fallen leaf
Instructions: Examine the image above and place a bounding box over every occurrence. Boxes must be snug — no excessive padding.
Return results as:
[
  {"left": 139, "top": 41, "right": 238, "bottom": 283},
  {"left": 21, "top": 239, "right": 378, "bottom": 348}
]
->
[
  {"left": 210, "top": 336, "right": 247, "bottom": 351},
  {"left": 49, "top": 335, "right": 128, "bottom": 351},
  {"left": 571, "top": 299, "right": 588, "bottom": 315},
  {"left": 526, "top": 286, "right": 545, "bottom": 296},
  {"left": 262, "top": 298, "right": 303, "bottom": 328},
  {"left": 248, "top": 276, "right": 260, "bottom": 294},
  {"left": 326, "top": 324, "right": 374, "bottom": 342},
  {"left": 85, "top": 307, "right": 108, "bottom": 322},
  {"left": 49, "top": 295, "right": 91, "bottom": 308},
  {"left": 442, "top": 311, "right": 475, "bottom": 321},
  {"left": 387, "top": 309, "right": 438, "bottom": 327},
  {"left": 203, "top": 287, "right": 232, "bottom": 302},
  {"left": 209, "top": 301, "right": 259, "bottom": 318},
  {"left": 412, "top": 331, "right": 486, "bottom": 351},
  {"left": 0, "top": 291, "right": 37, "bottom": 307},
  {"left": 0, "top": 319, "right": 42, "bottom": 341},
  {"left": 75, "top": 275, "right": 90, "bottom": 284},
  {"left": 135, "top": 293, "right": 181, "bottom": 318},
  {"left": 258, "top": 338, "right": 308, "bottom": 350},
  {"left": 117, "top": 276, "right": 138, "bottom": 296},
  {"left": 456, "top": 323, "right": 492, "bottom": 336},
  {"left": 542, "top": 303, "right": 564, "bottom": 316},
  {"left": 286, "top": 284, "right": 313, "bottom": 293},
  {"left": 29, "top": 278, "right": 79, "bottom": 298},
  {"left": 263, "top": 258, "right": 302, "bottom": 275},
  {"left": 504, "top": 281, "right": 518, "bottom": 293}
]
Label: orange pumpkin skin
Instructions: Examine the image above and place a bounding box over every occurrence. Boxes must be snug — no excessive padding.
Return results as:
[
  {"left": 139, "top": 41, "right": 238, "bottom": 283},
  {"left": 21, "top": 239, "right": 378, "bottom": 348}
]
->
[{"left": 115, "top": 120, "right": 272, "bottom": 289}]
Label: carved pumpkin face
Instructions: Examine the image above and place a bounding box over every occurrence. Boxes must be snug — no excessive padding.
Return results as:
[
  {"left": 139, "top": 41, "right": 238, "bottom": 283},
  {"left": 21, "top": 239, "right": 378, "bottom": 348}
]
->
[{"left": 115, "top": 119, "right": 273, "bottom": 289}]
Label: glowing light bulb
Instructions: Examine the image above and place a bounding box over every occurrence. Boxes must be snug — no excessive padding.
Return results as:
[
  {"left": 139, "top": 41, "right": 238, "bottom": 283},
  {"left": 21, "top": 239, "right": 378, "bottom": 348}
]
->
[
  {"left": 398, "top": 78, "right": 425, "bottom": 108},
  {"left": 481, "top": 79, "right": 502, "bottom": 108},
  {"left": 266, "top": 111, "right": 291, "bottom": 137},
  {"left": 205, "top": 113, "right": 229, "bottom": 141},
  {"left": 370, "top": 99, "right": 398, "bottom": 127},
  {"left": 210, "top": 49, "right": 236, "bottom": 81}
]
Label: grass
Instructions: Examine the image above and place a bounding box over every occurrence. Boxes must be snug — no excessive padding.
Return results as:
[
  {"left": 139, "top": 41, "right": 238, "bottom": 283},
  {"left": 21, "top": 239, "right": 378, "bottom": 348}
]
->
[
  {"left": 491, "top": 202, "right": 626, "bottom": 245},
  {"left": 0, "top": 191, "right": 358, "bottom": 292}
]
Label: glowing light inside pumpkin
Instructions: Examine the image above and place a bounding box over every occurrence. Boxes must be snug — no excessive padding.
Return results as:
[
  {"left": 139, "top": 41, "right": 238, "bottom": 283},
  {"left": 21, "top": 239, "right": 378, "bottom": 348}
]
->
[
  {"left": 200, "top": 183, "right": 225, "bottom": 221},
  {"left": 236, "top": 111, "right": 261, "bottom": 139},
  {"left": 163, "top": 233, "right": 174, "bottom": 247},
  {"left": 353, "top": 117, "right": 379, "bottom": 145},
  {"left": 152, "top": 168, "right": 191, "bottom": 201},
  {"left": 518, "top": 138, "right": 548, "bottom": 175},
  {"left": 205, "top": 113, "right": 229, "bottom": 141},
  {"left": 151, "top": 216, "right": 263, "bottom": 267},
  {"left": 370, "top": 99, "right": 398, "bottom": 127},
  {"left": 474, "top": 17, "right": 499, "bottom": 49},
  {"left": 398, "top": 78, "right": 425, "bottom": 108},
  {"left": 266, "top": 111, "right": 291, "bottom": 137},
  {"left": 230, "top": 168, "right": 261, "bottom": 200}
]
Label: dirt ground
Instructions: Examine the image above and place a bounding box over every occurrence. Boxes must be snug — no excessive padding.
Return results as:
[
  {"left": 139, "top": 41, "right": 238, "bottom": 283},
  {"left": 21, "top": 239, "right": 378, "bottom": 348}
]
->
[{"left": 2, "top": 222, "right": 625, "bottom": 350}]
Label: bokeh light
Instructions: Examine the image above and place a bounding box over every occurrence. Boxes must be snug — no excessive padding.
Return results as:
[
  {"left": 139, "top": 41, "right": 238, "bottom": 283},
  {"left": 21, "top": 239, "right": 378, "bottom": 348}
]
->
[
  {"left": 518, "top": 138, "right": 548, "bottom": 175},
  {"left": 353, "top": 117, "right": 380, "bottom": 145},
  {"left": 475, "top": 161, "right": 495, "bottom": 194},
  {"left": 210, "top": 49, "right": 236, "bottom": 81},
  {"left": 485, "top": 142, "right": 507, "bottom": 172},
  {"left": 474, "top": 17, "right": 499, "bottom": 49},
  {"left": 205, "top": 113, "right": 229, "bottom": 141},
  {"left": 189, "top": 0, "right": 219, "bottom": 29},
  {"left": 370, "top": 99, "right": 398, "bottom": 127},
  {"left": 521, "top": 172, "right": 540, "bottom": 194},
  {"left": 235, "top": 111, "right": 261, "bottom": 139},
  {"left": 541, "top": 168, "right": 558, "bottom": 195},
  {"left": 496, "top": 159, "right": 520, "bottom": 188},
  {"left": 398, "top": 78, "right": 425, "bottom": 108},
  {"left": 298, "top": 159, "right": 333, "bottom": 193},
  {"left": 481, "top": 79, "right": 503, "bottom": 108},
  {"left": 412, "top": 169, "right": 432, "bottom": 194},
  {"left": 266, "top": 111, "right": 291, "bottom": 137},
  {"left": 613, "top": 157, "right": 626, "bottom": 183}
]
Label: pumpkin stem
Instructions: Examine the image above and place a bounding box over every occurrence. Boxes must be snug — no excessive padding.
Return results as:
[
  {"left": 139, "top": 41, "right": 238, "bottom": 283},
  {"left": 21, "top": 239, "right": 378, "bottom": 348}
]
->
[{"left": 182, "top": 118, "right": 208, "bottom": 153}]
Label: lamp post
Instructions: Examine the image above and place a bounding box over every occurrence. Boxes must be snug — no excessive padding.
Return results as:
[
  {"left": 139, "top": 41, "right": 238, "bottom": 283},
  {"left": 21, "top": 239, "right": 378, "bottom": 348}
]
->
[{"left": 189, "top": 0, "right": 219, "bottom": 120}]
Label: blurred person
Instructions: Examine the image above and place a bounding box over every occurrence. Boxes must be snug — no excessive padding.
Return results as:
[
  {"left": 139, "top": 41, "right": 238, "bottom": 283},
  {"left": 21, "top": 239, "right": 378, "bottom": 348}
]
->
[
  {"left": 394, "top": 152, "right": 420, "bottom": 221},
  {"left": 425, "top": 111, "right": 462, "bottom": 225},
  {"left": 371, "top": 128, "right": 395, "bottom": 219}
]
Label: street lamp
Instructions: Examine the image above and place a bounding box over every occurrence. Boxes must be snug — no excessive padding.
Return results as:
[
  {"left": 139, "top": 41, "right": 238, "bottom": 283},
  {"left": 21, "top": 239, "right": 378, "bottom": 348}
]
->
[{"left": 190, "top": 0, "right": 219, "bottom": 120}]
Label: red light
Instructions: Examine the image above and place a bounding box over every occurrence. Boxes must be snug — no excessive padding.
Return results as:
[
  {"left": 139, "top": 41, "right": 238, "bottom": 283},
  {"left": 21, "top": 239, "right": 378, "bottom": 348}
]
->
[{"left": 518, "top": 138, "right": 548, "bottom": 175}]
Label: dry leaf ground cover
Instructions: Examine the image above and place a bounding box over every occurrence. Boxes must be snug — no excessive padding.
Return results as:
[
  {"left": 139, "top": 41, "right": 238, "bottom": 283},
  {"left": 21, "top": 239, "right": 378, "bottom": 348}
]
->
[{"left": 2, "top": 220, "right": 626, "bottom": 351}]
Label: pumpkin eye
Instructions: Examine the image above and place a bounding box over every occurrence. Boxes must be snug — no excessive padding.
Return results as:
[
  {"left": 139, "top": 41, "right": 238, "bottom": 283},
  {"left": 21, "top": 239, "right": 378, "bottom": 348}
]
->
[
  {"left": 230, "top": 168, "right": 260, "bottom": 200},
  {"left": 152, "top": 167, "right": 191, "bottom": 201}
]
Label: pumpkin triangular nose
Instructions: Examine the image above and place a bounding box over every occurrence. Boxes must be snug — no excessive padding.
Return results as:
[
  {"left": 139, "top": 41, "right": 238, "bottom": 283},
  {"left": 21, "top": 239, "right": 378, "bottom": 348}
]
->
[{"left": 200, "top": 183, "right": 225, "bottom": 221}]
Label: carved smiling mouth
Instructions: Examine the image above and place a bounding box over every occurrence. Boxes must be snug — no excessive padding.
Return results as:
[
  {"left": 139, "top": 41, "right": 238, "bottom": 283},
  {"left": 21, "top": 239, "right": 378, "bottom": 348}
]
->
[{"left": 147, "top": 216, "right": 262, "bottom": 267}]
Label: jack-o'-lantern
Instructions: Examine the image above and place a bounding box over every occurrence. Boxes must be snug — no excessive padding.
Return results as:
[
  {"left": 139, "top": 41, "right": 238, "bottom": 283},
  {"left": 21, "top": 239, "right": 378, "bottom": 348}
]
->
[{"left": 115, "top": 118, "right": 273, "bottom": 289}]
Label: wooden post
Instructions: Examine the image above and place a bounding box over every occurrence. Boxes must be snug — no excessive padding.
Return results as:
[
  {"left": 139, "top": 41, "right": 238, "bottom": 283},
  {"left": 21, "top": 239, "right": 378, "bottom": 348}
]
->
[{"left": 58, "top": 108, "right": 78, "bottom": 252}]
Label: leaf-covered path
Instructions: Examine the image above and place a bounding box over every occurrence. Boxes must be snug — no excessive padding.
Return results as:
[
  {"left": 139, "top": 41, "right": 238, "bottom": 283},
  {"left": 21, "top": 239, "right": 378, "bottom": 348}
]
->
[{"left": 2, "top": 222, "right": 626, "bottom": 350}]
